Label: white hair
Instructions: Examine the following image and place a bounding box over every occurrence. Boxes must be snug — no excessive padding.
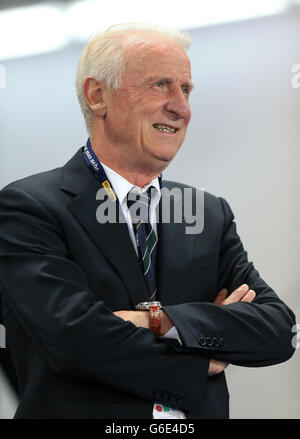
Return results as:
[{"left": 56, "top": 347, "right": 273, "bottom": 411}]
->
[{"left": 75, "top": 23, "right": 192, "bottom": 133}]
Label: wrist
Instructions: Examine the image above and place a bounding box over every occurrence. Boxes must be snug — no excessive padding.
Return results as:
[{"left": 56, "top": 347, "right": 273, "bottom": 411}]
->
[
  {"left": 136, "top": 310, "right": 151, "bottom": 329},
  {"left": 135, "top": 301, "right": 162, "bottom": 336},
  {"left": 160, "top": 311, "right": 174, "bottom": 336}
]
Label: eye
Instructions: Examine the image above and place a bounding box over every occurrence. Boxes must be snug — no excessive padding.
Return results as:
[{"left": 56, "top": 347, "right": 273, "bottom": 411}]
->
[
  {"left": 155, "top": 82, "right": 163, "bottom": 88},
  {"left": 181, "top": 87, "right": 189, "bottom": 95}
]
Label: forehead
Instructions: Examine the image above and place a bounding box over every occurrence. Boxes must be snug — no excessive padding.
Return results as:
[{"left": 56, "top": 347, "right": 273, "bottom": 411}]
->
[{"left": 123, "top": 35, "right": 192, "bottom": 83}]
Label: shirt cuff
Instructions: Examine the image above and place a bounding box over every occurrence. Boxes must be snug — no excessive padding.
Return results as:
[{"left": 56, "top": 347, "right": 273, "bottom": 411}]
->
[{"left": 161, "top": 326, "right": 182, "bottom": 345}]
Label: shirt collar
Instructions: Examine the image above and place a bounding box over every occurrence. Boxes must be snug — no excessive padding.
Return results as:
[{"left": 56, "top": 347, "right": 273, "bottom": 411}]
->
[{"left": 100, "top": 161, "right": 161, "bottom": 208}]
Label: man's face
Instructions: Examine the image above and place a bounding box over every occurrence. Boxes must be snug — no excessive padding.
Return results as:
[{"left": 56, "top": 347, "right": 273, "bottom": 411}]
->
[{"left": 102, "top": 37, "right": 193, "bottom": 173}]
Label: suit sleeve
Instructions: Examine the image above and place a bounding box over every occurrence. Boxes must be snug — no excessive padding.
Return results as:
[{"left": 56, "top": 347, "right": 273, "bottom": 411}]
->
[
  {"left": 163, "top": 196, "right": 296, "bottom": 367},
  {"left": 0, "top": 184, "right": 210, "bottom": 412}
]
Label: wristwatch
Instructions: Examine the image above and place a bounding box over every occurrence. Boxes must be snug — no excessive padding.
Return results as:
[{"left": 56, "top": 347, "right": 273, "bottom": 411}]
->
[{"left": 135, "top": 301, "right": 162, "bottom": 336}]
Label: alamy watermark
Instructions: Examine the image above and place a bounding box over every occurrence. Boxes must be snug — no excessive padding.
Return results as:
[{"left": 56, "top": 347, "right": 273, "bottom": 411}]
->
[
  {"left": 0, "top": 324, "right": 6, "bottom": 349},
  {"left": 95, "top": 186, "right": 204, "bottom": 235},
  {"left": 0, "top": 64, "right": 6, "bottom": 88},
  {"left": 291, "top": 64, "right": 300, "bottom": 89}
]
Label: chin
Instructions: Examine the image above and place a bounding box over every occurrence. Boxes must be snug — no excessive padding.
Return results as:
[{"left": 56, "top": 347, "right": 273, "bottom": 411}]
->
[
  {"left": 152, "top": 146, "right": 176, "bottom": 158},
  {"left": 159, "top": 145, "right": 181, "bottom": 161}
]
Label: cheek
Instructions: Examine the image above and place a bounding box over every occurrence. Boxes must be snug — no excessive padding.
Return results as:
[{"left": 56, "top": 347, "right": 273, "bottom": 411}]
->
[{"left": 134, "top": 93, "right": 163, "bottom": 114}]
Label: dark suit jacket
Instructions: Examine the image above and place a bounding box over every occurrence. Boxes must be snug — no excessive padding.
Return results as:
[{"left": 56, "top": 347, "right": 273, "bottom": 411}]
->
[{"left": 0, "top": 148, "right": 295, "bottom": 419}]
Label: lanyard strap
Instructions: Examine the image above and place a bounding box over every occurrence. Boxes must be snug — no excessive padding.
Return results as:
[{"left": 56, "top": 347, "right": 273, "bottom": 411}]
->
[{"left": 83, "top": 138, "right": 118, "bottom": 203}]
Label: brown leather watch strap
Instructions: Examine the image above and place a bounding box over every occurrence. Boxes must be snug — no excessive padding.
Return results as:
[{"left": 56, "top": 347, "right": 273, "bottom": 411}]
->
[
  {"left": 149, "top": 303, "right": 162, "bottom": 336},
  {"left": 135, "top": 301, "right": 162, "bottom": 336}
]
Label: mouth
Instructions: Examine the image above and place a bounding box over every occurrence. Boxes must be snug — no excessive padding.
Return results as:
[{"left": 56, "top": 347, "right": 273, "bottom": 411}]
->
[{"left": 152, "top": 123, "right": 178, "bottom": 134}]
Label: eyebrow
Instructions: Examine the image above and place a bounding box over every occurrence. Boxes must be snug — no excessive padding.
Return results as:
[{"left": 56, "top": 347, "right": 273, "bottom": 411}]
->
[{"left": 146, "top": 76, "right": 194, "bottom": 91}]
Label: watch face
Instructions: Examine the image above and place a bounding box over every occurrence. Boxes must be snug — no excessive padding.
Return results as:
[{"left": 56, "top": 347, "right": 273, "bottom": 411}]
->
[
  {"left": 135, "top": 302, "right": 149, "bottom": 310},
  {"left": 135, "top": 301, "right": 161, "bottom": 310}
]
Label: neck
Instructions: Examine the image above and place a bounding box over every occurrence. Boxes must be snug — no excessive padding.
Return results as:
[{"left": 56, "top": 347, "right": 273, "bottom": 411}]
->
[
  {"left": 100, "top": 158, "right": 161, "bottom": 188},
  {"left": 89, "top": 134, "right": 164, "bottom": 188}
]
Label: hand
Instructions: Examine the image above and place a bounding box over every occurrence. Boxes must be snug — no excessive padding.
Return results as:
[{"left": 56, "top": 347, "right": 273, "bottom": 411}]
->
[
  {"left": 213, "top": 284, "right": 256, "bottom": 306},
  {"left": 208, "top": 284, "right": 256, "bottom": 376}
]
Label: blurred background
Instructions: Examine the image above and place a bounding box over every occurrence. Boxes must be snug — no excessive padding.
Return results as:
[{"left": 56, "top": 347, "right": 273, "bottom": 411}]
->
[{"left": 0, "top": 0, "right": 299, "bottom": 419}]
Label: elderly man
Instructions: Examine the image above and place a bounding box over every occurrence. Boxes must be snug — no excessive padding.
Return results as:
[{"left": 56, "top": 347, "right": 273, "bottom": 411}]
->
[{"left": 0, "top": 23, "right": 295, "bottom": 419}]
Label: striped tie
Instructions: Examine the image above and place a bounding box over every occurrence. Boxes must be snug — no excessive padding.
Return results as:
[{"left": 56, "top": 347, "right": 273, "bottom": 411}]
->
[{"left": 127, "top": 187, "right": 158, "bottom": 301}]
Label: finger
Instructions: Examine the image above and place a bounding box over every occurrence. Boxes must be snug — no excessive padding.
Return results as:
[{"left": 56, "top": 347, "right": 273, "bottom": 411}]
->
[
  {"left": 240, "top": 290, "right": 256, "bottom": 303},
  {"left": 208, "top": 359, "right": 229, "bottom": 376},
  {"left": 213, "top": 288, "right": 228, "bottom": 305},
  {"left": 223, "top": 284, "right": 249, "bottom": 305}
]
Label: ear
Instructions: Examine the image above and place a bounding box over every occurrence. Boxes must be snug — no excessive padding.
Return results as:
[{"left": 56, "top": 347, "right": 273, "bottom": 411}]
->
[{"left": 82, "top": 77, "right": 107, "bottom": 118}]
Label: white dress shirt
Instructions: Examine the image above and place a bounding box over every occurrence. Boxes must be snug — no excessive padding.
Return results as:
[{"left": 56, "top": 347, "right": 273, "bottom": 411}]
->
[{"left": 100, "top": 162, "right": 186, "bottom": 419}]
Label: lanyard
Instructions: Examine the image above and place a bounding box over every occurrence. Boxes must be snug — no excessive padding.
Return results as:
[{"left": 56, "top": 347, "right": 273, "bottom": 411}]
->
[{"left": 83, "top": 138, "right": 118, "bottom": 203}]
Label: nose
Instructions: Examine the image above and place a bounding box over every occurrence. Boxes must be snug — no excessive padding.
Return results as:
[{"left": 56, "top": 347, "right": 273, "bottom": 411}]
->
[{"left": 164, "top": 89, "right": 191, "bottom": 122}]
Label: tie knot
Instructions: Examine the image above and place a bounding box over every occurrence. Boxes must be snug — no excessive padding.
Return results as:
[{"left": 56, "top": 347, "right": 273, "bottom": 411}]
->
[
  {"left": 127, "top": 187, "right": 152, "bottom": 207},
  {"left": 127, "top": 186, "right": 153, "bottom": 223}
]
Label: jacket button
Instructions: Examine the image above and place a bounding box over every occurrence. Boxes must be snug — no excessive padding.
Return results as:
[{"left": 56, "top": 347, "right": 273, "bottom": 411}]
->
[
  {"left": 176, "top": 393, "right": 184, "bottom": 404},
  {"left": 162, "top": 391, "right": 170, "bottom": 402},
  {"left": 219, "top": 337, "right": 227, "bottom": 348},
  {"left": 207, "top": 337, "right": 214, "bottom": 346},
  {"left": 199, "top": 337, "right": 207, "bottom": 346},
  {"left": 154, "top": 391, "right": 162, "bottom": 399}
]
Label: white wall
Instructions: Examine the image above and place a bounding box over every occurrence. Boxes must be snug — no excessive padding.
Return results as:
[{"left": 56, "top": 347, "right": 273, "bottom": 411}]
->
[
  {"left": 0, "top": 367, "right": 18, "bottom": 418},
  {"left": 0, "top": 9, "right": 299, "bottom": 418}
]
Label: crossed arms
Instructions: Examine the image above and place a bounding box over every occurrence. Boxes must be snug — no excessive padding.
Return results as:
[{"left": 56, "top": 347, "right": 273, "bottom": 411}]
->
[
  {"left": 114, "top": 283, "right": 256, "bottom": 376},
  {"left": 0, "top": 184, "right": 296, "bottom": 414}
]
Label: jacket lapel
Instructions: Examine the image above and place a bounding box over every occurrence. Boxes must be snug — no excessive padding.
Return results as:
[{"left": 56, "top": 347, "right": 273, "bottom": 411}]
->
[
  {"left": 61, "top": 148, "right": 149, "bottom": 308},
  {"left": 60, "top": 149, "right": 194, "bottom": 308}
]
